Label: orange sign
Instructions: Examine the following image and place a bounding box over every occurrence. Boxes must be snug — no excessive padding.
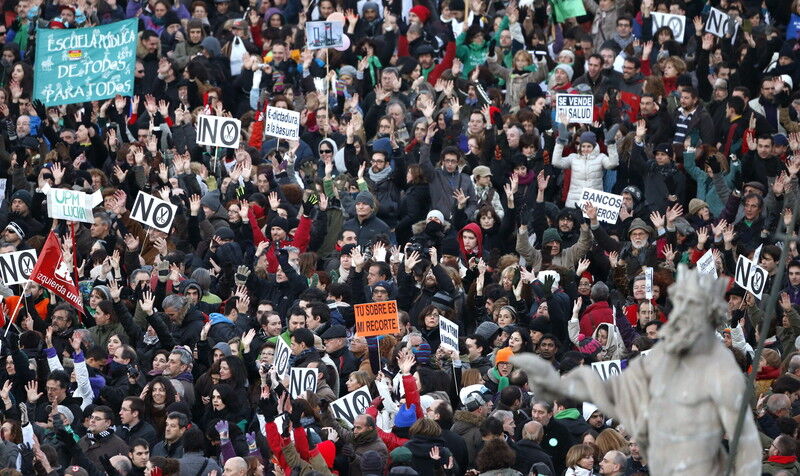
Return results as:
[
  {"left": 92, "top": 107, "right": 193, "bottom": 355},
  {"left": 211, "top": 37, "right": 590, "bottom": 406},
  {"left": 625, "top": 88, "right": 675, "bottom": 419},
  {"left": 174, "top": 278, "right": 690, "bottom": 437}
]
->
[{"left": 354, "top": 300, "right": 399, "bottom": 337}]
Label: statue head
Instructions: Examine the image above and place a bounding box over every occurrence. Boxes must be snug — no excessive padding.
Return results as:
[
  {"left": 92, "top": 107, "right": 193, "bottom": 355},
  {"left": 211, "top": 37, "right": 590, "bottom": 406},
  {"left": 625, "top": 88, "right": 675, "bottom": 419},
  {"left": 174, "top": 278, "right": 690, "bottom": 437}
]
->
[{"left": 660, "top": 264, "right": 729, "bottom": 354}]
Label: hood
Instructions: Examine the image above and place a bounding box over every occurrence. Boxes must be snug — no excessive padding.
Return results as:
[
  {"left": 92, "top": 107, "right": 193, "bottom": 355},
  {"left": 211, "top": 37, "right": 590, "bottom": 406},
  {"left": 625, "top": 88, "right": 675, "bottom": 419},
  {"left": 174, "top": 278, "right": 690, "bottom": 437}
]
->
[
  {"left": 458, "top": 222, "right": 483, "bottom": 258},
  {"left": 411, "top": 219, "right": 451, "bottom": 235},
  {"left": 452, "top": 409, "right": 484, "bottom": 427},
  {"left": 209, "top": 312, "right": 234, "bottom": 326},
  {"left": 404, "top": 435, "right": 446, "bottom": 456},
  {"left": 591, "top": 322, "right": 623, "bottom": 351},
  {"left": 200, "top": 36, "right": 221, "bottom": 58},
  {"left": 317, "top": 440, "right": 336, "bottom": 467}
]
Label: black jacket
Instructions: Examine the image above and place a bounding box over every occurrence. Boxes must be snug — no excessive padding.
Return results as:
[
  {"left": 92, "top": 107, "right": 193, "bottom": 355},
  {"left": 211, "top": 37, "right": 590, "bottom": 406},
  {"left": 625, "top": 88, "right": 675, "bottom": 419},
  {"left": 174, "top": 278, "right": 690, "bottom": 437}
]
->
[
  {"left": 513, "top": 440, "right": 555, "bottom": 476},
  {"left": 404, "top": 435, "right": 452, "bottom": 476},
  {"left": 118, "top": 420, "right": 158, "bottom": 446},
  {"left": 541, "top": 418, "right": 574, "bottom": 476}
]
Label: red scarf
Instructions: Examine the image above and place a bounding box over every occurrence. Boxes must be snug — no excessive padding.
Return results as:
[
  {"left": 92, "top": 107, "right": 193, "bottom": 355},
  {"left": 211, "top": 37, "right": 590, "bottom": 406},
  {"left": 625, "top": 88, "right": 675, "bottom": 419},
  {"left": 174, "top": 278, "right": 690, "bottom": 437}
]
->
[{"left": 767, "top": 455, "right": 798, "bottom": 464}]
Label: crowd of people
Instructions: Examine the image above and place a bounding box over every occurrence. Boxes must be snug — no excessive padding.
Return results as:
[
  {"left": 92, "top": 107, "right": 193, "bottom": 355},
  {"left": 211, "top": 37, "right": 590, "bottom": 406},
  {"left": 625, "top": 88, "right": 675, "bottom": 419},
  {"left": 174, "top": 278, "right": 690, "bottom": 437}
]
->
[{"left": 2, "top": 0, "right": 800, "bottom": 474}]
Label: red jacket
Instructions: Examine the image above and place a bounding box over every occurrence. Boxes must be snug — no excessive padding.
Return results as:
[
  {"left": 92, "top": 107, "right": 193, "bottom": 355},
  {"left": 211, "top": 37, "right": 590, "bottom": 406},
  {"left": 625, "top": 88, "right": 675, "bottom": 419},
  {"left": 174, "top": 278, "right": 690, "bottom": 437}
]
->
[
  {"left": 249, "top": 208, "right": 312, "bottom": 273},
  {"left": 579, "top": 301, "right": 615, "bottom": 336}
]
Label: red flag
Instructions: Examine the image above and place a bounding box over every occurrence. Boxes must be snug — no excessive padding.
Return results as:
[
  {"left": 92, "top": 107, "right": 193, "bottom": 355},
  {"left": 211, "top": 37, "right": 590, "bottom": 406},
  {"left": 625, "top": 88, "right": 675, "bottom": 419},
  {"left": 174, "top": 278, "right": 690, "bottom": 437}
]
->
[{"left": 30, "top": 232, "right": 85, "bottom": 316}]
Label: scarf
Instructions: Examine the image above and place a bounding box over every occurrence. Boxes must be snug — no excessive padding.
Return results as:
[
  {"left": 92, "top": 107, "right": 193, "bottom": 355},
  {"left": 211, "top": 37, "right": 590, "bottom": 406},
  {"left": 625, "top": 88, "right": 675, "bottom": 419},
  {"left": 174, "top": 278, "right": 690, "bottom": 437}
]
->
[
  {"left": 554, "top": 408, "right": 581, "bottom": 420},
  {"left": 86, "top": 428, "right": 114, "bottom": 441},
  {"left": 353, "top": 428, "right": 378, "bottom": 446},
  {"left": 368, "top": 164, "right": 393, "bottom": 183},
  {"left": 517, "top": 169, "right": 535, "bottom": 185},
  {"left": 360, "top": 55, "right": 383, "bottom": 85},
  {"left": 490, "top": 367, "right": 509, "bottom": 392},
  {"left": 767, "top": 455, "right": 798, "bottom": 464},
  {"left": 653, "top": 161, "right": 677, "bottom": 179},
  {"left": 289, "top": 348, "right": 315, "bottom": 367}
]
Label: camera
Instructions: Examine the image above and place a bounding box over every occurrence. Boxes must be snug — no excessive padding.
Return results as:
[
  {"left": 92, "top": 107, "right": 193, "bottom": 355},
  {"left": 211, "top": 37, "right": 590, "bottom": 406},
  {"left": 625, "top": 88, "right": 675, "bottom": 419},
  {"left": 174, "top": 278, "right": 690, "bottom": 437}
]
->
[
  {"left": 405, "top": 240, "right": 429, "bottom": 257},
  {"left": 259, "top": 362, "right": 272, "bottom": 373},
  {"left": 127, "top": 364, "right": 139, "bottom": 379}
]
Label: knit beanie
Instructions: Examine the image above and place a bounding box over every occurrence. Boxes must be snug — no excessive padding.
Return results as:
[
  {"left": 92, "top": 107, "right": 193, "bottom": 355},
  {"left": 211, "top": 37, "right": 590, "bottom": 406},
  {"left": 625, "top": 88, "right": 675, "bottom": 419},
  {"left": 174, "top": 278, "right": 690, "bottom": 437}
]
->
[
  {"left": 339, "top": 65, "right": 358, "bottom": 78},
  {"left": 688, "top": 198, "right": 709, "bottom": 216},
  {"left": 317, "top": 441, "right": 336, "bottom": 468},
  {"left": 11, "top": 189, "right": 32, "bottom": 209},
  {"left": 495, "top": 347, "right": 513, "bottom": 365},
  {"left": 355, "top": 191, "right": 375, "bottom": 208},
  {"left": 541, "top": 227, "right": 562, "bottom": 245},
  {"left": 409, "top": 5, "right": 430, "bottom": 23},
  {"left": 394, "top": 404, "right": 417, "bottom": 428},
  {"left": 270, "top": 216, "right": 291, "bottom": 233},
  {"left": 361, "top": 450, "right": 385, "bottom": 475},
  {"left": 475, "top": 321, "right": 500, "bottom": 341},
  {"left": 578, "top": 131, "right": 597, "bottom": 147},
  {"left": 390, "top": 447, "right": 413, "bottom": 464},
  {"left": 412, "top": 341, "right": 431, "bottom": 365},
  {"left": 94, "top": 285, "right": 111, "bottom": 301},
  {"left": 554, "top": 63, "right": 574, "bottom": 81}
]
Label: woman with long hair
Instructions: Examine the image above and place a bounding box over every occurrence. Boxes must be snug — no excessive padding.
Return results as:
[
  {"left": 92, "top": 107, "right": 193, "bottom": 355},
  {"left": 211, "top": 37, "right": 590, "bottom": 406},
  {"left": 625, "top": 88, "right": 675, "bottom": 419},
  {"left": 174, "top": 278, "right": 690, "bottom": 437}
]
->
[
  {"left": 141, "top": 376, "right": 178, "bottom": 436},
  {"left": 201, "top": 383, "right": 251, "bottom": 432}
]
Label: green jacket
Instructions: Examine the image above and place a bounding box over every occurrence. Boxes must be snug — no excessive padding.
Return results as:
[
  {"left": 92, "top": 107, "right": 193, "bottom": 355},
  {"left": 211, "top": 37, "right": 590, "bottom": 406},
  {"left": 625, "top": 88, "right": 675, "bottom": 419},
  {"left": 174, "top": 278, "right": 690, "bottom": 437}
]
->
[
  {"left": 762, "top": 458, "right": 800, "bottom": 475},
  {"left": 748, "top": 303, "right": 800, "bottom": 358},
  {"left": 456, "top": 32, "right": 489, "bottom": 79},
  {"left": 267, "top": 329, "right": 291, "bottom": 345}
]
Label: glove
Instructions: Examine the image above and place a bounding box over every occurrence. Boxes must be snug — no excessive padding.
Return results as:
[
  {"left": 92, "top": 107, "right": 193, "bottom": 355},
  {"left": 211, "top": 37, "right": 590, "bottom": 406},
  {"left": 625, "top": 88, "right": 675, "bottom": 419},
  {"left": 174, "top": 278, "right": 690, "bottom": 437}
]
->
[
  {"left": 604, "top": 124, "right": 620, "bottom": 145},
  {"left": 234, "top": 265, "right": 251, "bottom": 287},
  {"left": 259, "top": 395, "right": 279, "bottom": 420},
  {"left": 289, "top": 405, "right": 303, "bottom": 427},
  {"left": 215, "top": 420, "right": 230, "bottom": 441},
  {"left": 542, "top": 275, "right": 555, "bottom": 299},
  {"left": 556, "top": 121, "right": 569, "bottom": 145},
  {"left": 246, "top": 432, "right": 258, "bottom": 453},
  {"left": 341, "top": 443, "right": 355, "bottom": 459},
  {"left": 280, "top": 412, "right": 291, "bottom": 437},
  {"left": 370, "top": 396, "right": 384, "bottom": 411},
  {"left": 302, "top": 194, "right": 319, "bottom": 216}
]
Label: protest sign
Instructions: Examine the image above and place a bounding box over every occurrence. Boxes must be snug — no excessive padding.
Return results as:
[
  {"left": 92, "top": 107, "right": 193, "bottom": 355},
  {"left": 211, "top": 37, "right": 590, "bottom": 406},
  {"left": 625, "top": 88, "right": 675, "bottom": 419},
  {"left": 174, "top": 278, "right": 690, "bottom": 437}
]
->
[
  {"left": 753, "top": 244, "right": 763, "bottom": 265},
  {"left": 652, "top": 12, "right": 686, "bottom": 42},
  {"left": 34, "top": 19, "right": 137, "bottom": 106},
  {"left": 30, "top": 232, "right": 84, "bottom": 314},
  {"left": 735, "top": 255, "right": 767, "bottom": 299},
  {"left": 555, "top": 94, "right": 593, "bottom": 124},
  {"left": 705, "top": 7, "right": 729, "bottom": 38},
  {"left": 696, "top": 249, "right": 718, "bottom": 278},
  {"left": 0, "top": 250, "right": 38, "bottom": 286},
  {"left": 264, "top": 107, "right": 301, "bottom": 140},
  {"left": 644, "top": 267, "right": 653, "bottom": 299},
  {"left": 290, "top": 368, "right": 318, "bottom": 398},
  {"left": 578, "top": 188, "right": 623, "bottom": 224},
  {"left": 354, "top": 300, "right": 399, "bottom": 337},
  {"left": 550, "top": 0, "right": 585, "bottom": 22},
  {"left": 274, "top": 337, "right": 292, "bottom": 380},
  {"left": 306, "top": 21, "right": 344, "bottom": 50},
  {"left": 0, "top": 179, "right": 6, "bottom": 201},
  {"left": 46, "top": 188, "right": 96, "bottom": 223},
  {"left": 330, "top": 387, "right": 372, "bottom": 428},
  {"left": 196, "top": 115, "right": 241, "bottom": 148},
  {"left": 130, "top": 191, "right": 178, "bottom": 233},
  {"left": 591, "top": 360, "right": 626, "bottom": 381},
  {"left": 439, "top": 316, "right": 459, "bottom": 351}
]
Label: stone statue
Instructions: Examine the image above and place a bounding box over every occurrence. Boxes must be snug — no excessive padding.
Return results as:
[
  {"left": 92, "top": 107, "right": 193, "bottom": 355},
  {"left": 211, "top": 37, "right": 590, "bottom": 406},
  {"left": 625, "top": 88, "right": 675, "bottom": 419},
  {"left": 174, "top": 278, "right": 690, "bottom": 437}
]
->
[{"left": 512, "top": 265, "right": 761, "bottom": 476}]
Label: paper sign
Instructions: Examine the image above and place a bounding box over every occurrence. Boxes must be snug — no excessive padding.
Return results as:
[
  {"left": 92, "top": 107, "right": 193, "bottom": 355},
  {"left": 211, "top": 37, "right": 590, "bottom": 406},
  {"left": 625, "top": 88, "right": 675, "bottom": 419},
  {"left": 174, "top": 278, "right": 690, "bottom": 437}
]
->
[
  {"left": 555, "top": 94, "right": 594, "bottom": 124},
  {"left": 290, "top": 367, "right": 318, "bottom": 398},
  {"left": 753, "top": 244, "right": 763, "bottom": 265},
  {"left": 130, "top": 191, "right": 178, "bottom": 233},
  {"left": 578, "top": 188, "right": 623, "bottom": 224},
  {"left": 196, "top": 115, "right": 241, "bottom": 149},
  {"left": 33, "top": 19, "right": 137, "bottom": 106},
  {"left": 591, "top": 360, "right": 626, "bottom": 381},
  {"left": 705, "top": 7, "right": 729, "bottom": 38},
  {"left": 264, "top": 107, "right": 301, "bottom": 140},
  {"left": 306, "top": 21, "right": 344, "bottom": 50},
  {"left": 354, "top": 300, "right": 399, "bottom": 337},
  {"left": 274, "top": 337, "right": 292, "bottom": 380},
  {"left": 46, "top": 188, "right": 96, "bottom": 223},
  {"left": 439, "top": 316, "right": 459, "bottom": 351},
  {"left": 734, "top": 255, "right": 767, "bottom": 300},
  {"left": 330, "top": 387, "right": 372, "bottom": 428},
  {"left": 0, "top": 249, "right": 38, "bottom": 286},
  {"left": 696, "top": 249, "right": 718, "bottom": 279},
  {"left": 652, "top": 12, "right": 686, "bottom": 42},
  {"left": 644, "top": 267, "right": 653, "bottom": 300}
]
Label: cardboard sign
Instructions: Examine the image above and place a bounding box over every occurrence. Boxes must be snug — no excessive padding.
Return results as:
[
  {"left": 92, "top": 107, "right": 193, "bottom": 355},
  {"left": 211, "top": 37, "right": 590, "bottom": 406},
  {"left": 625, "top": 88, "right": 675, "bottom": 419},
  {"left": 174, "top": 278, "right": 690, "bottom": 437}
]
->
[
  {"left": 274, "top": 337, "right": 292, "bottom": 380},
  {"left": 705, "top": 7, "right": 729, "bottom": 38},
  {"left": 555, "top": 94, "right": 593, "bottom": 124},
  {"left": 0, "top": 249, "right": 38, "bottom": 286},
  {"left": 735, "top": 255, "right": 767, "bottom": 300},
  {"left": 46, "top": 188, "right": 96, "bottom": 223},
  {"left": 130, "top": 191, "right": 178, "bottom": 233},
  {"left": 306, "top": 21, "right": 344, "bottom": 50},
  {"left": 652, "top": 12, "right": 686, "bottom": 42},
  {"left": 264, "top": 107, "right": 301, "bottom": 140},
  {"left": 196, "top": 115, "right": 242, "bottom": 148},
  {"left": 578, "top": 188, "right": 623, "bottom": 224},
  {"left": 591, "top": 360, "right": 626, "bottom": 381},
  {"left": 330, "top": 387, "right": 372, "bottom": 428},
  {"left": 354, "top": 300, "right": 399, "bottom": 337},
  {"left": 290, "top": 367, "right": 318, "bottom": 398},
  {"left": 644, "top": 267, "right": 653, "bottom": 300},
  {"left": 696, "top": 249, "right": 718, "bottom": 279},
  {"left": 439, "top": 316, "right": 459, "bottom": 351}
]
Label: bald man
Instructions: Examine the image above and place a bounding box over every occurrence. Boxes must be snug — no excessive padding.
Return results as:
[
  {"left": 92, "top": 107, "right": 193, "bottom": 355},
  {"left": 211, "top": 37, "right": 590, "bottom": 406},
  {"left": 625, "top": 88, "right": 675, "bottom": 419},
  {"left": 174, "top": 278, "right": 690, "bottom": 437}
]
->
[
  {"left": 599, "top": 450, "right": 626, "bottom": 476},
  {"left": 223, "top": 457, "right": 248, "bottom": 476},
  {"left": 513, "top": 421, "right": 555, "bottom": 475},
  {"left": 109, "top": 455, "right": 132, "bottom": 475},
  {"left": 757, "top": 393, "right": 792, "bottom": 439}
]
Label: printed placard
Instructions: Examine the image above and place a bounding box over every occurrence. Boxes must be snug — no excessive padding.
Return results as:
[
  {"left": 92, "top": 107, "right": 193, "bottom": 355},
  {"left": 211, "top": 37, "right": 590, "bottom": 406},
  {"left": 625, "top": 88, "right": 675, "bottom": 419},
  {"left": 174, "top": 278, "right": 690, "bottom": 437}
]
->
[
  {"left": 696, "top": 249, "right": 718, "bottom": 279},
  {"left": 264, "top": 107, "right": 301, "bottom": 140},
  {"left": 591, "top": 360, "right": 626, "bottom": 381},
  {"left": 196, "top": 115, "right": 242, "bottom": 148},
  {"left": 644, "top": 267, "right": 653, "bottom": 300},
  {"left": 354, "top": 300, "right": 399, "bottom": 337},
  {"left": 46, "top": 188, "right": 96, "bottom": 223},
  {"left": 555, "top": 94, "right": 594, "bottom": 124},
  {"left": 290, "top": 367, "right": 318, "bottom": 398},
  {"left": 705, "top": 7, "right": 729, "bottom": 38},
  {"left": 578, "top": 188, "right": 623, "bottom": 224},
  {"left": 306, "top": 21, "right": 344, "bottom": 50},
  {"left": 652, "top": 12, "right": 686, "bottom": 42},
  {"left": 439, "top": 316, "right": 459, "bottom": 351},
  {"left": 734, "top": 255, "right": 767, "bottom": 300},
  {"left": 330, "top": 387, "right": 372, "bottom": 428},
  {"left": 274, "top": 337, "right": 292, "bottom": 380},
  {"left": 0, "top": 249, "right": 38, "bottom": 286},
  {"left": 130, "top": 191, "right": 178, "bottom": 233}
]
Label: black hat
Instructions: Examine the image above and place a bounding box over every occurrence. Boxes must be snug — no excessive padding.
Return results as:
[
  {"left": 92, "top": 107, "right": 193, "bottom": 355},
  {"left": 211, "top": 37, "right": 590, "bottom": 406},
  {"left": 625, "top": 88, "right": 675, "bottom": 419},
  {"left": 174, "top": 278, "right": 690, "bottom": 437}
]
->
[
  {"left": 413, "top": 43, "right": 435, "bottom": 56},
  {"left": 525, "top": 83, "right": 546, "bottom": 101},
  {"left": 321, "top": 325, "right": 347, "bottom": 339},
  {"left": 340, "top": 243, "right": 357, "bottom": 256},
  {"left": 654, "top": 143, "right": 672, "bottom": 155},
  {"left": 725, "top": 286, "right": 746, "bottom": 299},
  {"left": 214, "top": 227, "right": 235, "bottom": 240},
  {"left": 270, "top": 216, "right": 291, "bottom": 233},
  {"left": 11, "top": 189, "right": 32, "bottom": 209}
]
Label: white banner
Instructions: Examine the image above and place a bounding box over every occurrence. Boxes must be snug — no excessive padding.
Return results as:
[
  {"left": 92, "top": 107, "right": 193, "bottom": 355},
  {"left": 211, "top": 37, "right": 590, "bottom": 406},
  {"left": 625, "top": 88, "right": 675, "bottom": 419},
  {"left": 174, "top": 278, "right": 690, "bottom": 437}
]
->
[
  {"left": 46, "top": 188, "right": 99, "bottom": 223},
  {"left": 0, "top": 249, "right": 38, "bottom": 286},
  {"left": 555, "top": 94, "right": 593, "bottom": 124},
  {"left": 578, "top": 188, "right": 623, "bottom": 224},
  {"left": 652, "top": 12, "right": 686, "bottom": 42},
  {"left": 591, "top": 360, "right": 624, "bottom": 381},
  {"left": 274, "top": 337, "right": 292, "bottom": 380},
  {"left": 705, "top": 7, "right": 729, "bottom": 38},
  {"left": 696, "top": 249, "right": 718, "bottom": 279},
  {"left": 289, "top": 367, "right": 318, "bottom": 398},
  {"left": 330, "top": 387, "right": 372, "bottom": 428},
  {"left": 439, "top": 316, "right": 459, "bottom": 351},
  {"left": 264, "top": 107, "right": 301, "bottom": 140},
  {"left": 129, "top": 191, "right": 178, "bottom": 233},
  {"left": 306, "top": 21, "right": 344, "bottom": 50},
  {"left": 734, "top": 255, "right": 767, "bottom": 300},
  {"left": 196, "top": 115, "right": 241, "bottom": 148}
]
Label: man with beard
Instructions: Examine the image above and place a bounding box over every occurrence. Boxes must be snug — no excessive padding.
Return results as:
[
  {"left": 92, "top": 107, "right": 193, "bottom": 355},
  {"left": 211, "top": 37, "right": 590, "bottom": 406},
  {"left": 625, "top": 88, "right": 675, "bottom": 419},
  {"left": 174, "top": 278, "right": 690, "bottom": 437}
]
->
[{"left": 514, "top": 266, "right": 762, "bottom": 476}]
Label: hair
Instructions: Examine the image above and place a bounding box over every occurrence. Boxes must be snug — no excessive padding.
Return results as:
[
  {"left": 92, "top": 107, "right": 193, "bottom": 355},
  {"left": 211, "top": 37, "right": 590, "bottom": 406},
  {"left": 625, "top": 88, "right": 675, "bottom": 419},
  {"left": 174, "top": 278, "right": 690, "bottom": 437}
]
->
[
  {"left": 476, "top": 439, "right": 516, "bottom": 472},
  {"left": 171, "top": 347, "right": 194, "bottom": 367},
  {"left": 347, "top": 370, "right": 373, "bottom": 389},
  {"left": 479, "top": 417, "right": 505, "bottom": 437},
  {"left": 166, "top": 411, "right": 189, "bottom": 428},
  {"left": 182, "top": 426, "right": 207, "bottom": 453},
  {"left": 124, "top": 396, "right": 146, "bottom": 419},
  {"left": 93, "top": 405, "right": 115, "bottom": 421},
  {"left": 565, "top": 443, "right": 596, "bottom": 468},
  {"left": 292, "top": 328, "right": 315, "bottom": 348},
  {"left": 460, "top": 368, "right": 484, "bottom": 387},
  {"left": 595, "top": 428, "right": 628, "bottom": 455},
  {"left": 47, "top": 369, "right": 70, "bottom": 390},
  {"left": 220, "top": 355, "right": 248, "bottom": 389},
  {"left": 144, "top": 376, "right": 178, "bottom": 410},
  {"left": 727, "top": 96, "right": 745, "bottom": 115},
  {"left": 409, "top": 417, "right": 442, "bottom": 437}
]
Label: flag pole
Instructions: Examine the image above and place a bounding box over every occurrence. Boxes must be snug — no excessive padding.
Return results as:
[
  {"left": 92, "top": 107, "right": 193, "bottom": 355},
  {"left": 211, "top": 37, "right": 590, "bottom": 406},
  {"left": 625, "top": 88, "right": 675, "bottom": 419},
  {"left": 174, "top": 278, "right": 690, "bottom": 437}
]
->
[{"left": 3, "top": 281, "right": 30, "bottom": 338}]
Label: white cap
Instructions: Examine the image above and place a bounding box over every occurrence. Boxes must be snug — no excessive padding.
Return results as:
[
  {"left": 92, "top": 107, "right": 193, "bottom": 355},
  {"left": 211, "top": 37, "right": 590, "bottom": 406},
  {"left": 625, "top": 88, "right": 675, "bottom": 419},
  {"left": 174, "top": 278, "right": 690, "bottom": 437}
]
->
[
  {"left": 781, "top": 74, "right": 794, "bottom": 90},
  {"left": 426, "top": 210, "right": 445, "bottom": 223}
]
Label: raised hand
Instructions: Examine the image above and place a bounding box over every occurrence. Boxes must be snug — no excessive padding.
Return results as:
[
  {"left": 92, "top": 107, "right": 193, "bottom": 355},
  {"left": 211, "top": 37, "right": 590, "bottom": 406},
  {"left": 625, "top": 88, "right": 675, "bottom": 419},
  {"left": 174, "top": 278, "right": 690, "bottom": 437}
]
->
[{"left": 140, "top": 290, "right": 156, "bottom": 315}]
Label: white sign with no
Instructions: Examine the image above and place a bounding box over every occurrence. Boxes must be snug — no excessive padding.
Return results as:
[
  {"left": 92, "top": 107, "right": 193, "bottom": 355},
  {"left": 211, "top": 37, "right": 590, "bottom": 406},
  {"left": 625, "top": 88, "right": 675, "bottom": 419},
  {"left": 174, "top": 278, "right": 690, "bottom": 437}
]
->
[
  {"left": 0, "top": 249, "right": 38, "bottom": 286},
  {"left": 196, "top": 115, "right": 241, "bottom": 148},
  {"left": 130, "top": 191, "right": 178, "bottom": 233},
  {"left": 734, "top": 255, "right": 767, "bottom": 300}
]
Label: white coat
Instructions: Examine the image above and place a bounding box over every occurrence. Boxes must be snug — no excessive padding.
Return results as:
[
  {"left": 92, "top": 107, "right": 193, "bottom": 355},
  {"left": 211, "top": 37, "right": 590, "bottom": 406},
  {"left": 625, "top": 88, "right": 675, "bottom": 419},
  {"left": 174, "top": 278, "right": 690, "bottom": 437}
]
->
[{"left": 552, "top": 143, "right": 619, "bottom": 207}]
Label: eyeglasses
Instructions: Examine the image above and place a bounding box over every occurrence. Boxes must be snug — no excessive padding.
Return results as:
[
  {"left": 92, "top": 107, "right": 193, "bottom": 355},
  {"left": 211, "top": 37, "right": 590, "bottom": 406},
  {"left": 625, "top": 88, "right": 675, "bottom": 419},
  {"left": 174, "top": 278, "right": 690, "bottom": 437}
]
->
[
  {"left": 89, "top": 416, "right": 109, "bottom": 421},
  {"left": 319, "top": 149, "right": 333, "bottom": 154}
]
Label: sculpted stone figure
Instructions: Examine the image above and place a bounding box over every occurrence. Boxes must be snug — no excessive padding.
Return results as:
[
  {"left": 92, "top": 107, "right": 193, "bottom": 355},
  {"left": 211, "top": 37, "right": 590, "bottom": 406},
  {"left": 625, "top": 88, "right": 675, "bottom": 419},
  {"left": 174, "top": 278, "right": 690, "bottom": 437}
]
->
[{"left": 512, "top": 265, "right": 761, "bottom": 476}]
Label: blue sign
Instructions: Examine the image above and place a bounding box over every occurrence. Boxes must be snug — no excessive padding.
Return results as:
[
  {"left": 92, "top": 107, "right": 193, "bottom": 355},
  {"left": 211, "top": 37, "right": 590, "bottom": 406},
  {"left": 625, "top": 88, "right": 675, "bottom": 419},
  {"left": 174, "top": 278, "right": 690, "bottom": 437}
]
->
[{"left": 33, "top": 19, "right": 137, "bottom": 106}]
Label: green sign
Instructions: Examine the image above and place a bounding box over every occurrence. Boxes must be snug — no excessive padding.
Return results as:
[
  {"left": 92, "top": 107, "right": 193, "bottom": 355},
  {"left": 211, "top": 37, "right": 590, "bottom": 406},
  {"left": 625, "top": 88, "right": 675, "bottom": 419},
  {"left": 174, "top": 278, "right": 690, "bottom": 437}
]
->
[
  {"left": 33, "top": 19, "right": 137, "bottom": 106},
  {"left": 550, "top": 0, "right": 586, "bottom": 22}
]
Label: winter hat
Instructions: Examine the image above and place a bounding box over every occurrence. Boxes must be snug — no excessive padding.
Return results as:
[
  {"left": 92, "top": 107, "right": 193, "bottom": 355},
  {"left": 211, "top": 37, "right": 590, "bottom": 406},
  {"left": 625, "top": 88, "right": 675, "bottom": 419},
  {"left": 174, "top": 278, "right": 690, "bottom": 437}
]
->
[
  {"left": 390, "top": 447, "right": 413, "bottom": 464},
  {"left": 200, "top": 191, "right": 222, "bottom": 212},
  {"left": 541, "top": 228, "right": 562, "bottom": 245},
  {"left": 339, "top": 65, "right": 358, "bottom": 78},
  {"left": 654, "top": 143, "right": 672, "bottom": 155},
  {"left": 179, "top": 279, "right": 203, "bottom": 297},
  {"left": 371, "top": 137, "right": 393, "bottom": 158},
  {"left": 409, "top": 5, "right": 430, "bottom": 23},
  {"left": 213, "top": 342, "right": 232, "bottom": 356},
  {"left": 214, "top": 227, "right": 235, "bottom": 240},
  {"left": 317, "top": 440, "right": 336, "bottom": 468},
  {"left": 554, "top": 63, "right": 574, "bottom": 81},
  {"left": 495, "top": 347, "right": 513, "bottom": 365},
  {"left": 270, "top": 216, "right": 291, "bottom": 233},
  {"left": 427, "top": 209, "right": 445, "bottom": 223},
  {"left": 628, "top": 218, "right": 653, "bottom": 236},
  {"left": 576, "top": 337, "right": 602, "bottom": 357},
  {"left": 56, "top": 405, "right": 75, "bottom": 424},
  {"left": 582, "top": 402, "right": 599, "bottom": 422},
  {"left": 64, "top": 467, "right": 90, "bottom": 476},
  {"left": 361, "top": 450, "right": 385, "bottom": 475},
  {"left": 578, "top": 131, "right": 597, "bottom": 147},
  {"left": 394, "top": 404, "right": 418, "bottom": 428},
  {"left": 11, "top": 189, "right": 32, "bottom": 209},
  {"left": 412, "top": 341, "right": 431, "bottom": 365},
  {"left": 94, "top": 285, "right": 111, "bottom": 301},
  {"left": 622, "top": 185, "right": 642, "bottom": 203},
  {"left": 200, "top": 36, "right": 222, "bottom": 57},
  {"left": 431, "top": 291, "right": 454, "bottom": 311},
  {"left": 355, "top": 191, "right": 375, "bottom": 208},
  {"left": 362, "top": 1, "right": 379, "bottom": 11},
  {"left": 672, "top": 217, "right": 694, "bottom": 236},
  {"left": 526, "top": 83, "right": 546, "bottom": 102},
  {"left": 5, "top": 221, "right": 26, "bottom": 240},
  {"left": 476, "top": 321, "right": 500, "bottom": 341},
  {"left": 372, "top": 280, "right": 394, "bottom": 295},
  {"left": 529, "top": 317, "right": 550, "bottom": 334}
]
